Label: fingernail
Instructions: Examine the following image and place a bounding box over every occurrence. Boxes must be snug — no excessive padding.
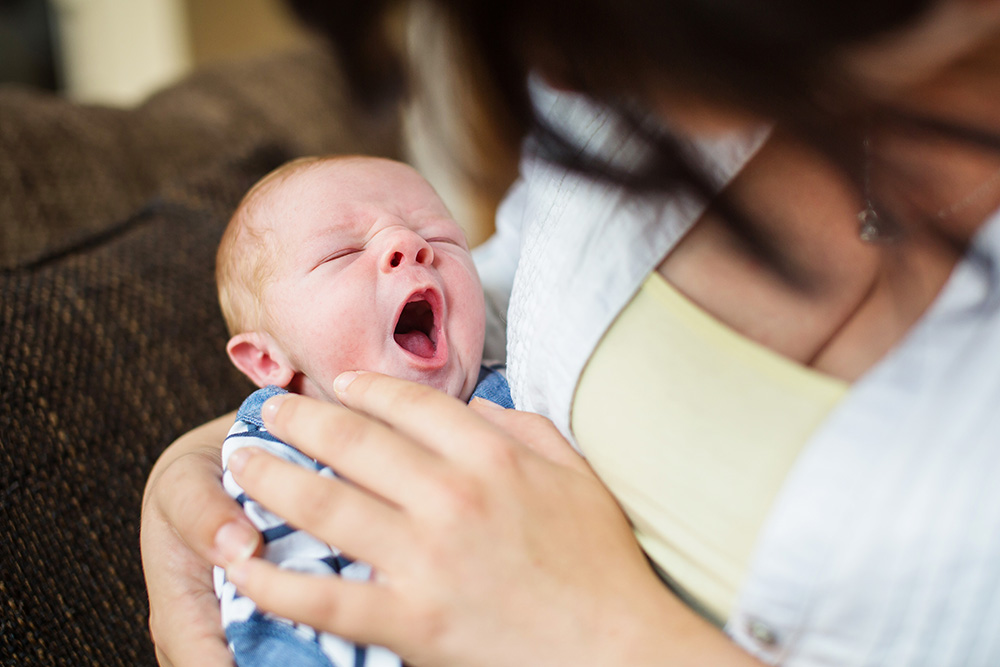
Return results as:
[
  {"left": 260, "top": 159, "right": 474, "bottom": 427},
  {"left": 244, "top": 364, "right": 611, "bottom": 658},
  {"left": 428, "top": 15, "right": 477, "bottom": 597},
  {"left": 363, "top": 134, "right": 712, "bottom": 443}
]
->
[
  {"left": 261, "top": 393, "right": 289, "bottom": 425},
  {"left": 471, "top": 397, "right": 504, "bottom": 410},
  {"left": 333, "top": 370, "right": 362, "bottom": 394},
  {"left": 215, "top": 522, "right": 259, "bottom": 565},
  {"left": 227, "top": 447, "right": 252, "bottom": 475}
]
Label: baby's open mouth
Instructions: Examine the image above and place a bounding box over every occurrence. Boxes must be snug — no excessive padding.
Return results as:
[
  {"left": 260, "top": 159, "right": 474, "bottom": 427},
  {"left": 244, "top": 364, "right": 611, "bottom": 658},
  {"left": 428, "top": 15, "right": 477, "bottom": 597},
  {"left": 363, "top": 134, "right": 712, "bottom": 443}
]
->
[{"left": 393, "top": 293, "right": 438, "bottom": 358}]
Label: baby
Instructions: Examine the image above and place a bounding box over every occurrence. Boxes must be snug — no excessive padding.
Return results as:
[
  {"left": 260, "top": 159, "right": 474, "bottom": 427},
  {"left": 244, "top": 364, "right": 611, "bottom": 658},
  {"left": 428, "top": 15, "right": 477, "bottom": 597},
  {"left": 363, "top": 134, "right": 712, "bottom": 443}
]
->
[{"left": 213, "top": 155, "right": 511, "bottom": 667}]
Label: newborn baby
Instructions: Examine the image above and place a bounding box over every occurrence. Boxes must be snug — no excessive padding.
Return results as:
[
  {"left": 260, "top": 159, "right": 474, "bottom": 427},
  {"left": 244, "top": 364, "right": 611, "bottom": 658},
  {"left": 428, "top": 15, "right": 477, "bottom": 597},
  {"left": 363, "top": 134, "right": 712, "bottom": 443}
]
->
[{"left": 213, "top": 155, "right": 511, "bottom": 667}]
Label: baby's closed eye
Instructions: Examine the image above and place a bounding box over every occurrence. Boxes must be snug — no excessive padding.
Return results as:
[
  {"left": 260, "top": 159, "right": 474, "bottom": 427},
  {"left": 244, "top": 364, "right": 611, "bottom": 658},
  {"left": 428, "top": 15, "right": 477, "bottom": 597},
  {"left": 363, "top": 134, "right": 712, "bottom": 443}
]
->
[{"left": 313, "top": 248, "right": 362, "bottom": 270}]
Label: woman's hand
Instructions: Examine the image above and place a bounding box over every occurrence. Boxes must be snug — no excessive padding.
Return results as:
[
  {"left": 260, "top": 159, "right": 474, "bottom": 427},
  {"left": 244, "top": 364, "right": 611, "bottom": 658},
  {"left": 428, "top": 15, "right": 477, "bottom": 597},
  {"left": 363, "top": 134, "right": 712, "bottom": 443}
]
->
[
  {"left": 140, "top": 411, "right": 259, "bottom": 667},
  {"left": 224, "top": 372, "right": 755, "bottom": 666}
]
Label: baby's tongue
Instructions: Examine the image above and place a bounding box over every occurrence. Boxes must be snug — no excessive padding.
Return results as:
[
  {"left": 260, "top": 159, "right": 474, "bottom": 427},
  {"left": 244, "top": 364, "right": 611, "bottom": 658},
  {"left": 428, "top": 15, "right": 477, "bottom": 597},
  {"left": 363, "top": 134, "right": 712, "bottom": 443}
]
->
[{"left": 395, "top": 331, "right": 435, "bottom": 358}]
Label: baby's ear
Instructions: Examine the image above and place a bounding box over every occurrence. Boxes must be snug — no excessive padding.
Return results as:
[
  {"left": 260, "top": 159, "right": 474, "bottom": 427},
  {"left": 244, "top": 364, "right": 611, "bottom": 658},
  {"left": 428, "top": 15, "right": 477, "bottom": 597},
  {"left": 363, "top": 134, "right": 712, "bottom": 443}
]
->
[{"left": 226, "top": 332, "right": 296, "bottom": 389}]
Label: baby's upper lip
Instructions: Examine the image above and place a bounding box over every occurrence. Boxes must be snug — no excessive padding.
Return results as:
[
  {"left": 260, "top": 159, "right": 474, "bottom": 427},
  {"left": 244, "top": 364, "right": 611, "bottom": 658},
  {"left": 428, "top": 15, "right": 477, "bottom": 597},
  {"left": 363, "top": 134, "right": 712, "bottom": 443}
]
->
[{"left": 391, "top": 285, "right": 448, "bottom": 368}]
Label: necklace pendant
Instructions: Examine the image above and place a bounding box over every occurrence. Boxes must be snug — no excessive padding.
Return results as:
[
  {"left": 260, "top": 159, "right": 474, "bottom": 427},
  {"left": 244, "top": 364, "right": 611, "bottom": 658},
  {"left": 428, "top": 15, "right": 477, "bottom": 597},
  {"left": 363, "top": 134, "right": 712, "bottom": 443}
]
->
[{"left": 858, "top": 207, "right": 882, "bottom": 243}]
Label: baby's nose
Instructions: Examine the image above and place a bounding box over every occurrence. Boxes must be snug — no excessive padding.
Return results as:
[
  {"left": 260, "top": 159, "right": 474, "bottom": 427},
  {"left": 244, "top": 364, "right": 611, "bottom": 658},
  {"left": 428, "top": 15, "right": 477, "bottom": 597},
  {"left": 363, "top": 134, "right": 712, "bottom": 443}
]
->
[{"left": 380, "top": 229, "right": 433, "bottom": 272}]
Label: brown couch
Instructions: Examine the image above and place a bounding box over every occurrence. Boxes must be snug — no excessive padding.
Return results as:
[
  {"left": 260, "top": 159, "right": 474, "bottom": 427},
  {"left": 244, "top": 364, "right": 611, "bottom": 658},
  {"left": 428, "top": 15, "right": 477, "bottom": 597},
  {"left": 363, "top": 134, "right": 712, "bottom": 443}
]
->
[{"left": 0, "top": 42, "right": 401, "bottom": 665}]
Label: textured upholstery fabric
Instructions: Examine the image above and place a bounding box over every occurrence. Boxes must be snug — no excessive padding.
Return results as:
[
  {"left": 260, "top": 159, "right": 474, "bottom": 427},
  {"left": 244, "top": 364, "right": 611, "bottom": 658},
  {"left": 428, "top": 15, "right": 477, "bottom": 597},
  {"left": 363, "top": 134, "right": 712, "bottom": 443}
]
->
[{"left": 0, "top": 43, "right": 401, "bottom": 665}]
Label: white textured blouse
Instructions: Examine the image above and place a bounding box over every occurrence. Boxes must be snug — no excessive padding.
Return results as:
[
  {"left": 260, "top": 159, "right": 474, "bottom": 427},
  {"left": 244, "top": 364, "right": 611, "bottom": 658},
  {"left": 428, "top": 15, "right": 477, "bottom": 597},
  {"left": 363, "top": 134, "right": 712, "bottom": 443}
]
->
[{"left": 472, "top": 84, "right": 1000, "bottom": 665}]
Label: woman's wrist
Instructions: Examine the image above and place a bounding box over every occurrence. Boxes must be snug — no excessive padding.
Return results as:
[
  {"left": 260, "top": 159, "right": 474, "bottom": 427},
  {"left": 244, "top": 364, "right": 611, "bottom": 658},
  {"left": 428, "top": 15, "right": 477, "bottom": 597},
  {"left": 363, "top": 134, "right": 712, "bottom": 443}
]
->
[{"left": 592, "top": 574, "right": 762, "bottom": 666}]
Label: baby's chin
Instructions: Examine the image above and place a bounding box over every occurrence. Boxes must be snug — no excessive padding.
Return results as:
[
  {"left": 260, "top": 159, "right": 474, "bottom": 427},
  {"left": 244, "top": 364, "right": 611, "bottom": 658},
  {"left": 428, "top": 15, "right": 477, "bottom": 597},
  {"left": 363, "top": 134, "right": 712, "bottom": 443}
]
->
[
  {"left": 386, "top": 357, "right": 479, "bottom": 402},
  {"left": 422, "top": 367, "right": 479, "bottom": 402},
  {"left": 304, "top": 363, "right": 478, "bottom": 403},
  {"left": 295, "top": 379, "right": 344, "bottom": 405}
]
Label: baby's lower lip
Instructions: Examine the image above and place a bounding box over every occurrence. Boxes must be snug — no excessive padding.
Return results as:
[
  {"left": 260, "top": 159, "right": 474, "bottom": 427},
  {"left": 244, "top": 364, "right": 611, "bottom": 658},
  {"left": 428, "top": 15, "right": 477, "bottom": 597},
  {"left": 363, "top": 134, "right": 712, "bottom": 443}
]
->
[{"left": 396, "top": 349, "right": 449, "bottom": 377}]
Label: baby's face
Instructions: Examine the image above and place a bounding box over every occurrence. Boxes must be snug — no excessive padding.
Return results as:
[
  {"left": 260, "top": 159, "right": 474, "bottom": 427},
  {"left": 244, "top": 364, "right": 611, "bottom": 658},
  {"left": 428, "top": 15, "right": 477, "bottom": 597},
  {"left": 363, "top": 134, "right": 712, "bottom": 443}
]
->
[{"left": 262, "top": 159, "right": 485, "bottom": 402}]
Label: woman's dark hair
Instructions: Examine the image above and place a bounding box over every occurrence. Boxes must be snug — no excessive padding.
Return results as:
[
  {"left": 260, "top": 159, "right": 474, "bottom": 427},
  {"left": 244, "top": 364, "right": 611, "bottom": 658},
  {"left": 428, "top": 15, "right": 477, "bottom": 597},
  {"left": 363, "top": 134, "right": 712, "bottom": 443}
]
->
[
  {"left": 287, "top": 0, "right": 932, "bottom": 121},
  {"left": 287, "top": 0, "right": 938, "bottom": 154},
  {"left": 288, "top": 0, "right": 992, "bottom": 281}
]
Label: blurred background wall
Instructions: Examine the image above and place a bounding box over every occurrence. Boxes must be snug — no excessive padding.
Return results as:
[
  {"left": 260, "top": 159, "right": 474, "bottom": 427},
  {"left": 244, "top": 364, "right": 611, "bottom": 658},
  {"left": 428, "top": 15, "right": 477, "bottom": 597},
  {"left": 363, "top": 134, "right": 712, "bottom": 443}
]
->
[
  {"left": 48, "top": 0, "right": 308, "bottom": 105},
  {"left": 2, "top": 0, "right": 308, "bottom": 103}
]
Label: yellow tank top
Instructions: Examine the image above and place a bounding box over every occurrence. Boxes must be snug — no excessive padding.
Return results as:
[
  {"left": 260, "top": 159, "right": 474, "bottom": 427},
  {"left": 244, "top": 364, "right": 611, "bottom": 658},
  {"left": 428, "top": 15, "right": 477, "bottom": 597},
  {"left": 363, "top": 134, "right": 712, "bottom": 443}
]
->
[{"left": 571, "top": 272, "right": 848, "bottom": 624}]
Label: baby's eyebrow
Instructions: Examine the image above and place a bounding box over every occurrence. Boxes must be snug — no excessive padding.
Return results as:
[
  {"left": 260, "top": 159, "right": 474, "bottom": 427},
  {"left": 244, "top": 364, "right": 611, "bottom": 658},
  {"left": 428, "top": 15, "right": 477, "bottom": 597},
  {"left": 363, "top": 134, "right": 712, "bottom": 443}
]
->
[
  {"left": 304, "top": 217, "right": 362, "bottom": 244},
  {"left": 296, "top": 228, "right": 350, "bottom": 262}
]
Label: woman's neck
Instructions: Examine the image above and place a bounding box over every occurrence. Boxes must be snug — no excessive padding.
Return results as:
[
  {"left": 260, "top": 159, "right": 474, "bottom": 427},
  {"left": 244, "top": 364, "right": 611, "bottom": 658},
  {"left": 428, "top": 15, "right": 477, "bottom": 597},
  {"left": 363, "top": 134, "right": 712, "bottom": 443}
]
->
[{"left": 875, "top": 30, "right": 1000, "bottom": 241}]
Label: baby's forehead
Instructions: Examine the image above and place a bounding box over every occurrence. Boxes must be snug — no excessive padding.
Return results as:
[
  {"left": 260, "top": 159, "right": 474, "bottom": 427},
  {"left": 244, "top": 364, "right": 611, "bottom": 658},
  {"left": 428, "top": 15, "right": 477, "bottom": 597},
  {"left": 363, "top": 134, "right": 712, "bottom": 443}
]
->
[
  {"left": 278, "top": 167, "right": 449, "bottom": 226},
  {"left": 301, "top": 159, "right": 443, "bottom": 207}
]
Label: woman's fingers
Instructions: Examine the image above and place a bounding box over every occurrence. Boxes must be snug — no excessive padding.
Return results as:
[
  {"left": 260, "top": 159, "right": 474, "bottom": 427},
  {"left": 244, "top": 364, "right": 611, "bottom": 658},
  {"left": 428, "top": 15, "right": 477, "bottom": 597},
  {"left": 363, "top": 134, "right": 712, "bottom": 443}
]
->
[
  {"left": 143, "top": 412, "right": 260, "bottom": 567},
  {"left": 257, "top": 392, "right": 450, "bottom": 506},
  {"left": 228, "top": 447, "right": 413, "bottom": 568},
  {"left": 150, "top": 447, "right": 260, "bottom": 567},
  {"left": 222, "top": 377, "right": 714, "bottom": 666},
  {"left": 327, "top": 372, "right": 498, "bottom": 460},
  {"left": 141, "top": 411, "right": 251, "bottom": 665},
  {"left": 226, "top": 559, "right": 401, "bottom": 650},
  {"left": 468, "top": 399, "right": 593, "bottom": 473},
  {"left": 147, "top": 549, "right": 233, "bottom": 667},
  {"left": 141, "top": 475, "right": 236, "bottom": 667}
]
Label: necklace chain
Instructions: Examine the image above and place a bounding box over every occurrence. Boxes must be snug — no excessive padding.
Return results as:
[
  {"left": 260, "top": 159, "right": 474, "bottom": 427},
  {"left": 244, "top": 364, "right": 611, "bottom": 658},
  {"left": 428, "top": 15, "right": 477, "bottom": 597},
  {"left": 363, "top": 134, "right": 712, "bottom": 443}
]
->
[{"left": 858, "top": 135, "right": 893, "bottom": 243}]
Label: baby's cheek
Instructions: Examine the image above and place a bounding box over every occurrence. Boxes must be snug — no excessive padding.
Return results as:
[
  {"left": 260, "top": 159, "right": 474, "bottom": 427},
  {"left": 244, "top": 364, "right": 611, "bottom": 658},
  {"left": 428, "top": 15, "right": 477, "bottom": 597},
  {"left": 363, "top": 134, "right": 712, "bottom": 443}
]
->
[{"left": 452, "top": 283, "right": 487, "bottom": 339}]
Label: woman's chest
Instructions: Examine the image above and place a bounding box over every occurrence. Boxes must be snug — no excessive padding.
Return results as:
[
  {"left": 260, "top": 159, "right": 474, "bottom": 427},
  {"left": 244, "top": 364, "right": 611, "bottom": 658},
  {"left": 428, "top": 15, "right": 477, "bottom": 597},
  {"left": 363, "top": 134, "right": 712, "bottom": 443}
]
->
[
  {"left": 657, "top": 214, "right": 956, "bottom": 383},
  {"left": 506, "top": 174, "right": 1000, "bottom": 663}
]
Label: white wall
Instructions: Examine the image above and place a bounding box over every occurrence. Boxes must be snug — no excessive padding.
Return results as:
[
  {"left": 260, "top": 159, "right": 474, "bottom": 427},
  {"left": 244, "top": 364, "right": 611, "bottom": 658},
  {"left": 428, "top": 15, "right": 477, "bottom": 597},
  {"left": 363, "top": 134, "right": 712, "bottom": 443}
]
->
[{"left": 50, "top": 0, "right": 192, "bottom": 105}]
